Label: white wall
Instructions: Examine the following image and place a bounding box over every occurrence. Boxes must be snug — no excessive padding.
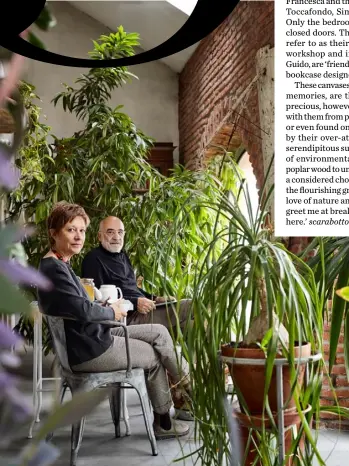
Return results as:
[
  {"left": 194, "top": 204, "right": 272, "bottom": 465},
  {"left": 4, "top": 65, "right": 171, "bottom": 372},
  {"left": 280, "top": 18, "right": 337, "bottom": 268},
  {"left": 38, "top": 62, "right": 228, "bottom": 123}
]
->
[{"left": 25, "top": 1, "right": 179, "bottom": 159}]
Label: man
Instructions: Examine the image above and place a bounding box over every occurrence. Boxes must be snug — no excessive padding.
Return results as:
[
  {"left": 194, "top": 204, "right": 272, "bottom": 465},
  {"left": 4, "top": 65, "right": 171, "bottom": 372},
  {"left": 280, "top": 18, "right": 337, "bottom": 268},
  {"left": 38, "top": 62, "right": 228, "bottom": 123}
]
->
[{"left": 81, "top": 216, "right": 192, "bottom": 336}]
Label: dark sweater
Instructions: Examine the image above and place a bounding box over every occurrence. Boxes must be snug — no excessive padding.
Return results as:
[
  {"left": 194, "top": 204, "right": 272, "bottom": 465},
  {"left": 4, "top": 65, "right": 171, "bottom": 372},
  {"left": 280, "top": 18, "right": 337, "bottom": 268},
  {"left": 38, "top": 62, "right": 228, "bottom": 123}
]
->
[
  {"left": 81, "top": 245, "right": 156, "bottom": 312},
  {"left": 38, "top": 257, "right": 115, "bottom": 367}
]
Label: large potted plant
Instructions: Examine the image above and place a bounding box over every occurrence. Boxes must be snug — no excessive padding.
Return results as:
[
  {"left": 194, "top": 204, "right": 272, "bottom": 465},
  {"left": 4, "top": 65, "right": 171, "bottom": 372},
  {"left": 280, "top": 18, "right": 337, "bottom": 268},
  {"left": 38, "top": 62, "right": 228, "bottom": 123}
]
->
[{"left": 164, "top": 158, "right": 347, "bottom": 465}]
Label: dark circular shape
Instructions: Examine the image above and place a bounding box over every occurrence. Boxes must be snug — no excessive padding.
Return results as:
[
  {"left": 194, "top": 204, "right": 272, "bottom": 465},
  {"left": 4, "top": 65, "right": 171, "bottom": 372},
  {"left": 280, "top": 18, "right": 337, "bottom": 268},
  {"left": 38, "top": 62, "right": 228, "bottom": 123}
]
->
[
  {"left": 0, "top": 0, "right": 239, "bottom": 68},
  {"left": 0, "top": 0, "right": 46, "bottom": 37}
]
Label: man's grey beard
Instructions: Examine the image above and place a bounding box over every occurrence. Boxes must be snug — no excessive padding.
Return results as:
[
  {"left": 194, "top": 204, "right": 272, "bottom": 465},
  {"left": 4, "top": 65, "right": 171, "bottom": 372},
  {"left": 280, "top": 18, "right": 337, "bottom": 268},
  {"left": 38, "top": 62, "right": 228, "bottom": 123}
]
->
[{"left": 101, "top": 239, "right": 122, "bottom": 253}]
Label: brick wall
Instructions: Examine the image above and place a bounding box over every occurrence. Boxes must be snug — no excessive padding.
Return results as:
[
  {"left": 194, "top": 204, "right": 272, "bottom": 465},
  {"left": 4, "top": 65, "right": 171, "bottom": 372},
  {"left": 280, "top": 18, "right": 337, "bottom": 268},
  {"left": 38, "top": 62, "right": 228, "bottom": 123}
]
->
[
  {"left": 178, "top": 1, "right": 274, "bottom": 188},
  {"left": 179, "top": 1, "right": 348, "bottom": 430}
]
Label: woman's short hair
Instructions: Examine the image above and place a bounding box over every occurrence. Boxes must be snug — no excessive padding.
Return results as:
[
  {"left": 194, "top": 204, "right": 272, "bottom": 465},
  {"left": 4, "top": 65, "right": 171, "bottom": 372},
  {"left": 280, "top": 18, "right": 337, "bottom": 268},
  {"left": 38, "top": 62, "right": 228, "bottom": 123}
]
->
[{"left": 47, "top": 201, "right": 90, "bottom": 247}]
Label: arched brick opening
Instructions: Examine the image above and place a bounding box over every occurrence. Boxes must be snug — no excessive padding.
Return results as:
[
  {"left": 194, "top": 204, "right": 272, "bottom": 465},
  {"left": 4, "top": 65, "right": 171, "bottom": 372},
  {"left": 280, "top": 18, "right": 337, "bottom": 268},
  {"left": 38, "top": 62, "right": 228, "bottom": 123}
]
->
[
  {"left": 184, "top": 92, "right": 266, "bottom": 196},
  {"left": 179, "top": 1, "right": 274, "bottom": 187}
]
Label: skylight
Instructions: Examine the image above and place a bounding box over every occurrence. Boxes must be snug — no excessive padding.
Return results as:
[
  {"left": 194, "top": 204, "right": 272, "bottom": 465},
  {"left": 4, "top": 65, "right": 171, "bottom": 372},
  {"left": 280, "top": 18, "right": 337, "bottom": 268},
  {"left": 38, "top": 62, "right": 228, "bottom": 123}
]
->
[{"left": 165, "top": 0, "right": 197, "bottom": 16}]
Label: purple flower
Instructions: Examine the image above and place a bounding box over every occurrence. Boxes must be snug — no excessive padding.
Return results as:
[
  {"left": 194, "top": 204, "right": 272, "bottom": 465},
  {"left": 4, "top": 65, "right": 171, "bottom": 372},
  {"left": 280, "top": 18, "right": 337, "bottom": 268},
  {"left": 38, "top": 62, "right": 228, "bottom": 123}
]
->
[
  {"left": 27, "top": 441, "right": 60, "bottom": 466},
  {"left": 8, "top": 224, "right": 36, "bottom": 244},
  {"left": 0, "top": 370, "right": 32, "bottom": 445},
  {"left": 0, "top": 370, "right": 17, "bottom": 389},
  {"left": 0, "top": 321, "right": 22, "bottom": 349},
  {"left": 0, "top": 386, "right": 32, "bottom": 448},
  {"left": 14, "top": 441, "right": 60, "bottom": 466},
  {"left": 4, "top": 386, "right": 32, "bottom": 422},
  {"left": 0, "top": 350, "right": 21, "bottom": 368},
  {"left": 0, "top": 147, "right": 20, "bottom": 190},
  {"left": 0, "top": 259, "right": 52, "bottom": 290}
]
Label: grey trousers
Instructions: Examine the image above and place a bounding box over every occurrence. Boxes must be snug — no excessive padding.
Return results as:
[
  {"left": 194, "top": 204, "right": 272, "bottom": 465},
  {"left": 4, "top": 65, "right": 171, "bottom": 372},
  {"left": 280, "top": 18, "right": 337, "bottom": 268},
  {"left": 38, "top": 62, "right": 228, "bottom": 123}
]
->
[
  {"left": 127, "top": 299, "right": 192, "bottom": 337},
  {"left": 72, "top": 323, "right": 189, "bottom": 414}
]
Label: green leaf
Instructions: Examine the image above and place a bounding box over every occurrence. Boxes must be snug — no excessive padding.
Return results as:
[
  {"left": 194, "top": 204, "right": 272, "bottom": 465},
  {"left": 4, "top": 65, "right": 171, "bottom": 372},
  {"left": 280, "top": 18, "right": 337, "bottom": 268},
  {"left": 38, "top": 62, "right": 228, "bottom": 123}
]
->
[
  {"left": 261, "top": 327, "right": 273, "bottom": 349},
  {"left": 0, "top": 275, "right": 30, "bottom": 315},
  {"left": 27, "top": 32, "right": 46, "bottom": 50},
  {"left": 34, "top": 6, "right": 57, "bottom": 31},
  {"left": 336, "top": 287, "right": 349, "bottom": 302}
]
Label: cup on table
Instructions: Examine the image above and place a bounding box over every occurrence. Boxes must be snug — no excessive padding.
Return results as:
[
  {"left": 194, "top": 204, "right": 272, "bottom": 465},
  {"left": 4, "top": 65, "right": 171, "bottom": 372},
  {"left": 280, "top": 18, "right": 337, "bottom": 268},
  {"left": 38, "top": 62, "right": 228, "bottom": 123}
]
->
[{"left": 99, "top": 285, "right": 123, "bottom": 304}]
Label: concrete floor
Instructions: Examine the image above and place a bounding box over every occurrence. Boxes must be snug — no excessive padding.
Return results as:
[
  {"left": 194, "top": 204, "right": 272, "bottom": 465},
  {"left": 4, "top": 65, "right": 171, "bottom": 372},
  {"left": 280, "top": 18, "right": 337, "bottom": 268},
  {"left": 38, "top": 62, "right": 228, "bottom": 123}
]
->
[{"left": 2, "top": 348, "right": 349, "bottom": 465}]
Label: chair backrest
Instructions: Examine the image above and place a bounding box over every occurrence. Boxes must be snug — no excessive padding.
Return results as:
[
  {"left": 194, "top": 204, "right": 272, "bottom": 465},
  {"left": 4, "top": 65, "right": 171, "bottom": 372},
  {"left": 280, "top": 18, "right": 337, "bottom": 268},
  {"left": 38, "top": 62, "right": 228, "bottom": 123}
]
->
[{"left": 43, "top": 313, "right": 73, "bottom": 374}]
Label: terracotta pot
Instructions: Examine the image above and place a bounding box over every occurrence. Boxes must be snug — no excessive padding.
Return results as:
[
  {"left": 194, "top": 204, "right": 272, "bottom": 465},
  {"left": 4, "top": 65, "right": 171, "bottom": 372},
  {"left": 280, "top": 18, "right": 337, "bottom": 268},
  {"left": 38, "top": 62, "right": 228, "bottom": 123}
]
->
[
  {"left": 235, "top": 406, "right": 311, "bottom": 466},
  {"left": 221, "top": 342, "right": 311, "bottom": 414}
]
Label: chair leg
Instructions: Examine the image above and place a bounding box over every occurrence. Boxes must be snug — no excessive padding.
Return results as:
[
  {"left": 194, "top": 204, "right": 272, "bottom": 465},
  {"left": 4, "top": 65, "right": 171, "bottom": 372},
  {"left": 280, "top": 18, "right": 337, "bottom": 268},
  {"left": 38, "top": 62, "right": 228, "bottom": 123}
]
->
[
  {"left": 28, "top": 315, "right": 39, "bottom": 439},
  {"left": 70, "top": 417, "right": 85, "bottom": 466},
  {"left": 132, "top": 380, "right": 158, "bottom": 456},
  {"left": 109, "top": 384, "right": 122, "bottom": 438},
  {"left": 121, "top": 384, "right": 131, "bottom": 436}
]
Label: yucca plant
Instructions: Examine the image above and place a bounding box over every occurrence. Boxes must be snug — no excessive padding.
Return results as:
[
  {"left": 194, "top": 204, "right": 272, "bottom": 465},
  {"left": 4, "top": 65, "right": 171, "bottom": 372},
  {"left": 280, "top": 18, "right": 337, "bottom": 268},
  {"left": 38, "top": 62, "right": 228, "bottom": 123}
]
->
[{"left": 156, "top": 156, "right": 346, "bottom": 465}]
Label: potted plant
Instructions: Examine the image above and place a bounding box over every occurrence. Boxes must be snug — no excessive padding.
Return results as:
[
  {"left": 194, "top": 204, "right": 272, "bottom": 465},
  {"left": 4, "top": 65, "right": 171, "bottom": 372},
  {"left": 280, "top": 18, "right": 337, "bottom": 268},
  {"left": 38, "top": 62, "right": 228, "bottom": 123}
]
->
[{"left": 166, "top": 158, "right": 338, "bottom": 466}]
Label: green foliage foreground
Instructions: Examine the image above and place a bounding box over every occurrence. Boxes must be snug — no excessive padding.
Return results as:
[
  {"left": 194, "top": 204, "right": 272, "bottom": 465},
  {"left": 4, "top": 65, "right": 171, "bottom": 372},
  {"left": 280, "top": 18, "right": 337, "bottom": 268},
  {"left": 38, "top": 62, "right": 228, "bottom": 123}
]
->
[{"left": 8, "top": 31, "right": 241, "bottom": 351}]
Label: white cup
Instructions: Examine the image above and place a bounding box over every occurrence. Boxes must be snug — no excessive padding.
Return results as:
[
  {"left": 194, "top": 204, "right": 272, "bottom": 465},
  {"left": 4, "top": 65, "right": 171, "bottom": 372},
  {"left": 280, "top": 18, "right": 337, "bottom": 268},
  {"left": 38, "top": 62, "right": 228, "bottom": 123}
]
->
[{"left": 99, "top": 285, "right": 123, "bottom": 303}]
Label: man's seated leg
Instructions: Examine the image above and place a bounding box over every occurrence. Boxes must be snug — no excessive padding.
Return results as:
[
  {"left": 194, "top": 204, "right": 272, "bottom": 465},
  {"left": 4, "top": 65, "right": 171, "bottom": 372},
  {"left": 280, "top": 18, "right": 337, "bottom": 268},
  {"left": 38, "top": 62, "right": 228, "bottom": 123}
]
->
[{"left": 127, "top": 299, "right": 192, "bottom": 338}]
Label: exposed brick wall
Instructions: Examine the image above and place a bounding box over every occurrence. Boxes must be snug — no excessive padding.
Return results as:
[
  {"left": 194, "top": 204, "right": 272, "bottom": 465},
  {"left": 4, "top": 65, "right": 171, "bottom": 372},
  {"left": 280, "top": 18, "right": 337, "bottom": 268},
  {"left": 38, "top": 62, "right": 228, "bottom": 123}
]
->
[{"left": 178, "top": 1, "right": 274, "bottom": 188}]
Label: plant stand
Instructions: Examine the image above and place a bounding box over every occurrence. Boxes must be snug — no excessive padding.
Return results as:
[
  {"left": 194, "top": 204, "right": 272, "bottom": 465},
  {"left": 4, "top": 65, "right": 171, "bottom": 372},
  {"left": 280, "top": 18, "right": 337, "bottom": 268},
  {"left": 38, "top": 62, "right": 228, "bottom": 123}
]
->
[{"left": 218, "top": 351, "right": 322, "bottom": 465}]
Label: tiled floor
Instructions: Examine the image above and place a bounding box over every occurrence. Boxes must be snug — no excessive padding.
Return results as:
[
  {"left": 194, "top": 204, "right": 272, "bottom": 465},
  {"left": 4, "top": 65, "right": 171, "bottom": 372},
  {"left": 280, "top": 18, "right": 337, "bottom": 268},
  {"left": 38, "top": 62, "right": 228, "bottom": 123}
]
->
[
  {"left": 3, "top": 382, "right": 200, "bottom": 466},
  {"left": 2, "top": 348, "right": 349, "bottom": 465},
  {"left": 313, "top": 429, "right": 349, "bottom": 466}
]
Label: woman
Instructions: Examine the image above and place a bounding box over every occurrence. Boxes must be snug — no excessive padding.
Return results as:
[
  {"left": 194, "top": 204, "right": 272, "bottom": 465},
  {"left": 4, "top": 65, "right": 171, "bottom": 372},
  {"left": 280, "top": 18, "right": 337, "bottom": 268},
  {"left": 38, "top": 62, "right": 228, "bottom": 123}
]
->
[{"left": 37, "top": 201, "right": 190, "bottom": 439}]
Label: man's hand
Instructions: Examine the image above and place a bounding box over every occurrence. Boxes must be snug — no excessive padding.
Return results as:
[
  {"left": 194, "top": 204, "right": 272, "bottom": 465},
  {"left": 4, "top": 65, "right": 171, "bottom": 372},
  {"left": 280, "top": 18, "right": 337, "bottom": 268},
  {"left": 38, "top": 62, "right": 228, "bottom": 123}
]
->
[
  {"left": 155, "top": 296, "right": 176, "bottom": 304},
  {"left": 110, "top": 301, "right": 128, "bottom": 321},
  {"left": 137, "top": 297, "right": 156, "bottom": 314}
]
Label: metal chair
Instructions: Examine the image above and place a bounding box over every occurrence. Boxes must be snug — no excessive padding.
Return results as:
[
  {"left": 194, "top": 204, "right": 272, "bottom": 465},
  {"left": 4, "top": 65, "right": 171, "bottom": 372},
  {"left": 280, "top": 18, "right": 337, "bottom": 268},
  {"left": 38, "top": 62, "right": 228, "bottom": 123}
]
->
[
  {"left": 43, "top": 313, "right": 158, "bottom": 466},
  {"left": 27, "top": 302, "right": 131, "bottom": 439}
]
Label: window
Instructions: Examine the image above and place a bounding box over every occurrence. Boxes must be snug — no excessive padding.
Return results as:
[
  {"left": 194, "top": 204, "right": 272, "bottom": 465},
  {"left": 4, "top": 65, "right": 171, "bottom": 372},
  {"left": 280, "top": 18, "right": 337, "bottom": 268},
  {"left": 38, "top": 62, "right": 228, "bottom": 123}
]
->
[{"left": 238, "top": 151, "right": 259, "bottom": 221}]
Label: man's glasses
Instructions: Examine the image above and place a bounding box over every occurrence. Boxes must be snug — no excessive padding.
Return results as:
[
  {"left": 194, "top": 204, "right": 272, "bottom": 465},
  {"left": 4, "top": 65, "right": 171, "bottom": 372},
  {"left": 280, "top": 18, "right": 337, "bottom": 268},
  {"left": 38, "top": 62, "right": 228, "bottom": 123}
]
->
[{"left": 102, "top": 229, "right": 125, "bottom": 238}]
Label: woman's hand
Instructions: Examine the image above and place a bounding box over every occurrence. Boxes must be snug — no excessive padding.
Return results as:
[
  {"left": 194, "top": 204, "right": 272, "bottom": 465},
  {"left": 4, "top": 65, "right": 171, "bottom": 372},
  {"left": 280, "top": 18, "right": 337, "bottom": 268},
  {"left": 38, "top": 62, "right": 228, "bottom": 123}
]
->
[{"left": 110, "top": 300, "right": 127, "bottom": 321}]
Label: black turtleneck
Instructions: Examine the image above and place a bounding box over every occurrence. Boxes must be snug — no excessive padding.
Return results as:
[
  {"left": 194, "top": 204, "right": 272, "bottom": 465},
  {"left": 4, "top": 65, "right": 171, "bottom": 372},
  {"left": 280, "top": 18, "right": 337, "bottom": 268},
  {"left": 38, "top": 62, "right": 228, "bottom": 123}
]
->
[{"left": 81, "top": 245, "right": 156, "bottom": 312}]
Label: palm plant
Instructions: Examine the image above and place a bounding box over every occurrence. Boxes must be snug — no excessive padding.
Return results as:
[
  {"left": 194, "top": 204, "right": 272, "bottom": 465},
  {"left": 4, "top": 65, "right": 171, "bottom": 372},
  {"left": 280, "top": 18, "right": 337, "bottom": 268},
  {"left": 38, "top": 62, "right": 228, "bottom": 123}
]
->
[{"left": 156, "top": 157, "right": 347, "bottom": 465}]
